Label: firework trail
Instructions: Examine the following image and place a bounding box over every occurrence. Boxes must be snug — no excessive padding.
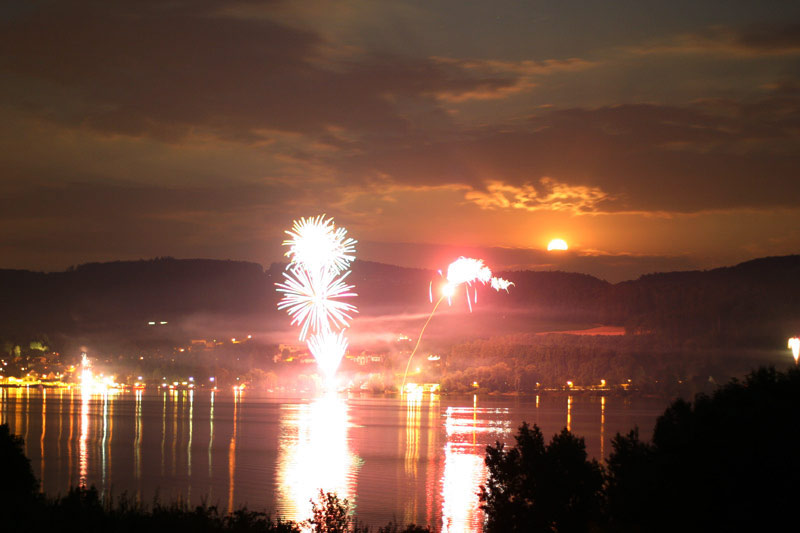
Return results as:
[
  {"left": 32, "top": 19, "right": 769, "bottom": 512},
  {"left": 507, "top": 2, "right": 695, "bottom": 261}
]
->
[
  {"left": 401, "top": 257, "right": 513, "bottom": 391},
  {"left": 789, "top": 337, "right": 800, "bottom": 365},
  {"left": 276, "top": 215, "right": 357, "bottom": 382}
]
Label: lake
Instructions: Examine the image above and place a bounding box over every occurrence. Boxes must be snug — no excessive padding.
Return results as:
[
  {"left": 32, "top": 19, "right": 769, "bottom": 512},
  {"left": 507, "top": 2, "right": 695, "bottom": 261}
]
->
[{"left": 0, "top": 387, "right": 666, "bottom": 531}]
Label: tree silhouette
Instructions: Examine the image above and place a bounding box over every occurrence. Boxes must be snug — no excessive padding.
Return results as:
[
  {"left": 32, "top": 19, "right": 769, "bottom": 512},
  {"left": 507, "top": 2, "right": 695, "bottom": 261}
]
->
[
  {"left": 480, "top": 423, "right": 604, "bottom": 532},
  {"left": 606, "top": 366, "right": 800, "bottom": 532},
  {"left": 0, "top": 423, "right": 39, "bottom": 517}
]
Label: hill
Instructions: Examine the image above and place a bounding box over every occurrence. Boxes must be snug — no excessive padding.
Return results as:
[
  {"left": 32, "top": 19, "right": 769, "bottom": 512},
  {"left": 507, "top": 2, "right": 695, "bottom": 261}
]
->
[{"left": 1, "top": 255, "right": 799, "bottom": 351}]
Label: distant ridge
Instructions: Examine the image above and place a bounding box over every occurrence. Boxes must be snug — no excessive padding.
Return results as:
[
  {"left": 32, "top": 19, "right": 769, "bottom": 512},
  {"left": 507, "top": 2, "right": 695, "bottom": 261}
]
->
[{"left": 1, "top": 255, "right": 799, "bottom": 347}]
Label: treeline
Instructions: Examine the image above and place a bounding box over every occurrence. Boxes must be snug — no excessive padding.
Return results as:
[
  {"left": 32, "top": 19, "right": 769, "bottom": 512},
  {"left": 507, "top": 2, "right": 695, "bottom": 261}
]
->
[
  {"left": 480, "top": 366, "right": 800, "bottom": 532},
  {"left": 427, "top": 333, "right": 783, "bottom": 396}
]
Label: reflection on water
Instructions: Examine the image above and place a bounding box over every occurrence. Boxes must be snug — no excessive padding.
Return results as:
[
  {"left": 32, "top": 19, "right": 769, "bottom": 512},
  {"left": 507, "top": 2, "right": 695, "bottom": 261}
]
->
[
  {"left": 600, "top": 396, "right": 605, "bottom": 458},
  {"left": 567, "top": 395, "right": 572, "bottom": 432},
  {"left": 135, "top": 390, "right": 142, "bottom": 483},
  {"left": 275, "top": 392, "right": 361, "bottom": 523},
  {"left": 79, "top": 390, "right": 89, "bottom": 487},
  {"left": 0, "top": 390, "right": 663, "bottom": 531},
  {"left": 40, "top": 389, "right": 46, "bottom": 491},
  {"left": 188, "top": 390, "right": 194, "bottom": 480},
  {"left": 209, "top": 391, "right": 215, "bottom": 479},
  {"left": 403, "top": 390, "right": 423, "bottom": 524},
  {"left": 441, "top": 396, "right": 512, "bottom": 532},
  {"left": 228, "top": 388, "right": 240, "bottom": 514}
]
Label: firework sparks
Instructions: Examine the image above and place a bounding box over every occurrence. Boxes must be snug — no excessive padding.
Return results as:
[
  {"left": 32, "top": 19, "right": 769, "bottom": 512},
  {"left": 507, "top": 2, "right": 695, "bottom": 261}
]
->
[
  {"left": 402, "top": 256, "right": 514, "bottom": 390},
  {"left": 446, "top": 257, "right": 492, "bottom": 286},
  {"left": 282, "top": 215, "right": 356, "bottom": 274},
  {"left": 308, "top": 330, "right": 349, "bottom": 381},
  {"left": 789, "top": 337, "right": 800, "bottom": 364},
  {"left": 276, "top": 266, "right": 357, "bottom": 341},
  {"left": 277, "top": 215, "right": 357, "bottom": 383},
  {"left": 439, "top": 256, "right": 515, "bottom": 308},
  {"left": 490, "top": 277, "right": 514, "bottom": 292}
]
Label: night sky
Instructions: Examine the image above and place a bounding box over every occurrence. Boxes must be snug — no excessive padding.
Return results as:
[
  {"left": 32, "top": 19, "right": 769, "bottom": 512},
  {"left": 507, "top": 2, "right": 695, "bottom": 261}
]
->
[{"left": 2, "top": 1, "right": 799, "bottom": 281}]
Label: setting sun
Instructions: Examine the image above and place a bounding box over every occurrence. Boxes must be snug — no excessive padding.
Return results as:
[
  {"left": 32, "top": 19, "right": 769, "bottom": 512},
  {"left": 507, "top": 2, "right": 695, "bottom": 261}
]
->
[{"left": 547, "top": 238, "right": 569, "bottom": 251}]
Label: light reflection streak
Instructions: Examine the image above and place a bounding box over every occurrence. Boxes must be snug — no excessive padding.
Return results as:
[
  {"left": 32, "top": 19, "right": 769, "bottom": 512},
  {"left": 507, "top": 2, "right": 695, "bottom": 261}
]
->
[
  {"left": 188, "top": 390, "right": 194, "bottom": 478},
  {"left": 13, "top": 388, "right": 25, "bottom": 457},
  {"left": 172, "top": 390, "right": 178, "bottom": 476},
  {"left": 567, "top": 395, "right": 573, "bottom": 432},
  {"left": 425, "top": 394, "right": 440, "bottom": 528},
  {"left": 57, "top": 390, "right": 63, "bottom": 487},
  {"left": 161, "top": 391, "right": 167, "bottom": 476},
  {"left": 134, "top": 389, "right": 142, "bottom": 482},
  {"left": 441, "top": 400, "right": 511, "bottom": 532},
  {"left": 0, "top": 388, "right": 6, "bottom": 426},
  {"left": 101, "top": 392, "right": 108, "bottom": 492},
  {"left": 68, "top": 389, "right": 74, "bottom": 488},
  {"left": 600, "top": 396, "right": 606, "bottom": 458},
  {"left": 109, "top": 391, "right": 114, "bottom": 487},
  {"left": 405, "top": 390, "right": 422, "bottom": 477},
  {"left": 228, "top": 388, "right": 241, "bottom": 515},
  {"left": 404, "top": 390, "right": 423, "bottom": 524},
  {"left": 275, "top": 393, "right": 361, "bottom": 524},
  {"left": 209, "top": 391, "right": 215, "bottom": 481},
  {"left": 24, "top": 386, "right": 30, "bottom": 455},
  {"left": 79, "top": 389, "right": 90, "bottom": 487},
  {"left": 40, "top": 389, "right": 46, "bottom": 492}
]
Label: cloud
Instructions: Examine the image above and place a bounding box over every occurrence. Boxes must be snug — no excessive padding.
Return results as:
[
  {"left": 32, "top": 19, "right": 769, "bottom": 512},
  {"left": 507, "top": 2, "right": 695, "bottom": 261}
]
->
[
  {"left": 0, "top": 2, "right": 562, "bottom": 143},
  {"left": 624, "top": 23, "right": 800, "bottom": 58},
  {"left": 463, "top": 177, "right": 610, "bottom": 213},
  {"left": 429, "top": 57, "right": 595, "bottom": 103},
  {"left": 337, "top": 85, "right": 800, "bottom": 214}
]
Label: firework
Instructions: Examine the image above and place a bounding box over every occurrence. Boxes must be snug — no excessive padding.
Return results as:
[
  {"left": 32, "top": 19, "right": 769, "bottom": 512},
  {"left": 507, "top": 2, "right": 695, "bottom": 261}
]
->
[
  {"left": 308, "top": 330, "right": 349, "bottom": 381},
  {"left": 277, "top": 215, "right": 357, "bottom": 382},
  {"left": 789, "top": 337, "right": 800, "bottom": 364},
  {"left": 490, "top": 276, "right": 514, "bottom": 292},
  {"left": 402, "top": 256, "right": 514, "bottom": 390},
  {"left": 446, "top": 257, "right": 492, "bottom": 286},
  {"left": 436, "top": 256, "right": 515, "bottom": 310},
  {"left": 276, "top": 266, "right": 357, "bottom": 341},
  {"left": 283, "top": 215, "right": 356, "bottom": 274}
]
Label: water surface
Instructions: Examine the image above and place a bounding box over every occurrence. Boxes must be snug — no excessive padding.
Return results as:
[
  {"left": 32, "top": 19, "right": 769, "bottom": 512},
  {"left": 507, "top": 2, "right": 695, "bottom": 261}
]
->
[{"left": 0, "top": 388, "right": 666, "bottom": 531}]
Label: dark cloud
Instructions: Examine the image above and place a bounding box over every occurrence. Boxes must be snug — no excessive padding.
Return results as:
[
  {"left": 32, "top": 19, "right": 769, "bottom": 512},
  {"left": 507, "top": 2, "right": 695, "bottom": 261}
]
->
[
  {"left": 0, "top": 2, "right": 526, "bottom": 141},
  {"left": 338, "top": 88, "right": 800, "bottom": 213},
  {"left": 727, "top": 23, "right": 800, "bottom": 53},
  {"left": 0, "top": 2, "right": 799, "bottom": 276}
]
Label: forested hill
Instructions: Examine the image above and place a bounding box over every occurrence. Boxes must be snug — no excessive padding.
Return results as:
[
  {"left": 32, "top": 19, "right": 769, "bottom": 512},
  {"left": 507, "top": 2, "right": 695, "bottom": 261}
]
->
[{"left": 1, "top": 255, "right": 799, "bottom": 346}]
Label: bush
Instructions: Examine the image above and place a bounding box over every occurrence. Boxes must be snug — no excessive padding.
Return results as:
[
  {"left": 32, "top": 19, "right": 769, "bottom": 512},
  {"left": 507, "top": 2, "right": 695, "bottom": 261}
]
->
[
  {"left": 0, "top": 423, "right": 39, "bottom": 517},
  {"left": 480, "top": 423, "right": 604, "bottom": 532}
]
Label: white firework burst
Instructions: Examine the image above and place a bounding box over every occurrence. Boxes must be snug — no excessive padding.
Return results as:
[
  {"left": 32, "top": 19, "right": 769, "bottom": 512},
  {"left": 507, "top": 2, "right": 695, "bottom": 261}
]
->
[
  {"left": 307, "top": 330, "right": 349, "bottom": 380},
  {"left": 282, "top": 214, "right": 356, "bottom": 274},
  {"left": 446, "top": 257, "right": 492, "bottom": 286},
  {"left": 490, "top": 277, "right": 514, "bottom": 292},
  {"left": 276, "top": 266, "right": 358, "bottom": 341}
]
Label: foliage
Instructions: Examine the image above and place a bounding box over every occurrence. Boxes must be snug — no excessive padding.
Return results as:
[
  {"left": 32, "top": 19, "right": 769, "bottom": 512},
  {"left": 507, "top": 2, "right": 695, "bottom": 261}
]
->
[
  {"left": 438, "top": 332, "right": 779, "bottom": 396},
  {"left": 480, "top": 423, "right": 604, "bottom": 532},
  {"left": 0, "top": 423, "right": 39, "bottom": 516},
  {"left": 605, "top": 366, "right": 800, "bottom": 532},
  {"left": 306, "top": 490, "right": 351, "bottom": 533}
]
